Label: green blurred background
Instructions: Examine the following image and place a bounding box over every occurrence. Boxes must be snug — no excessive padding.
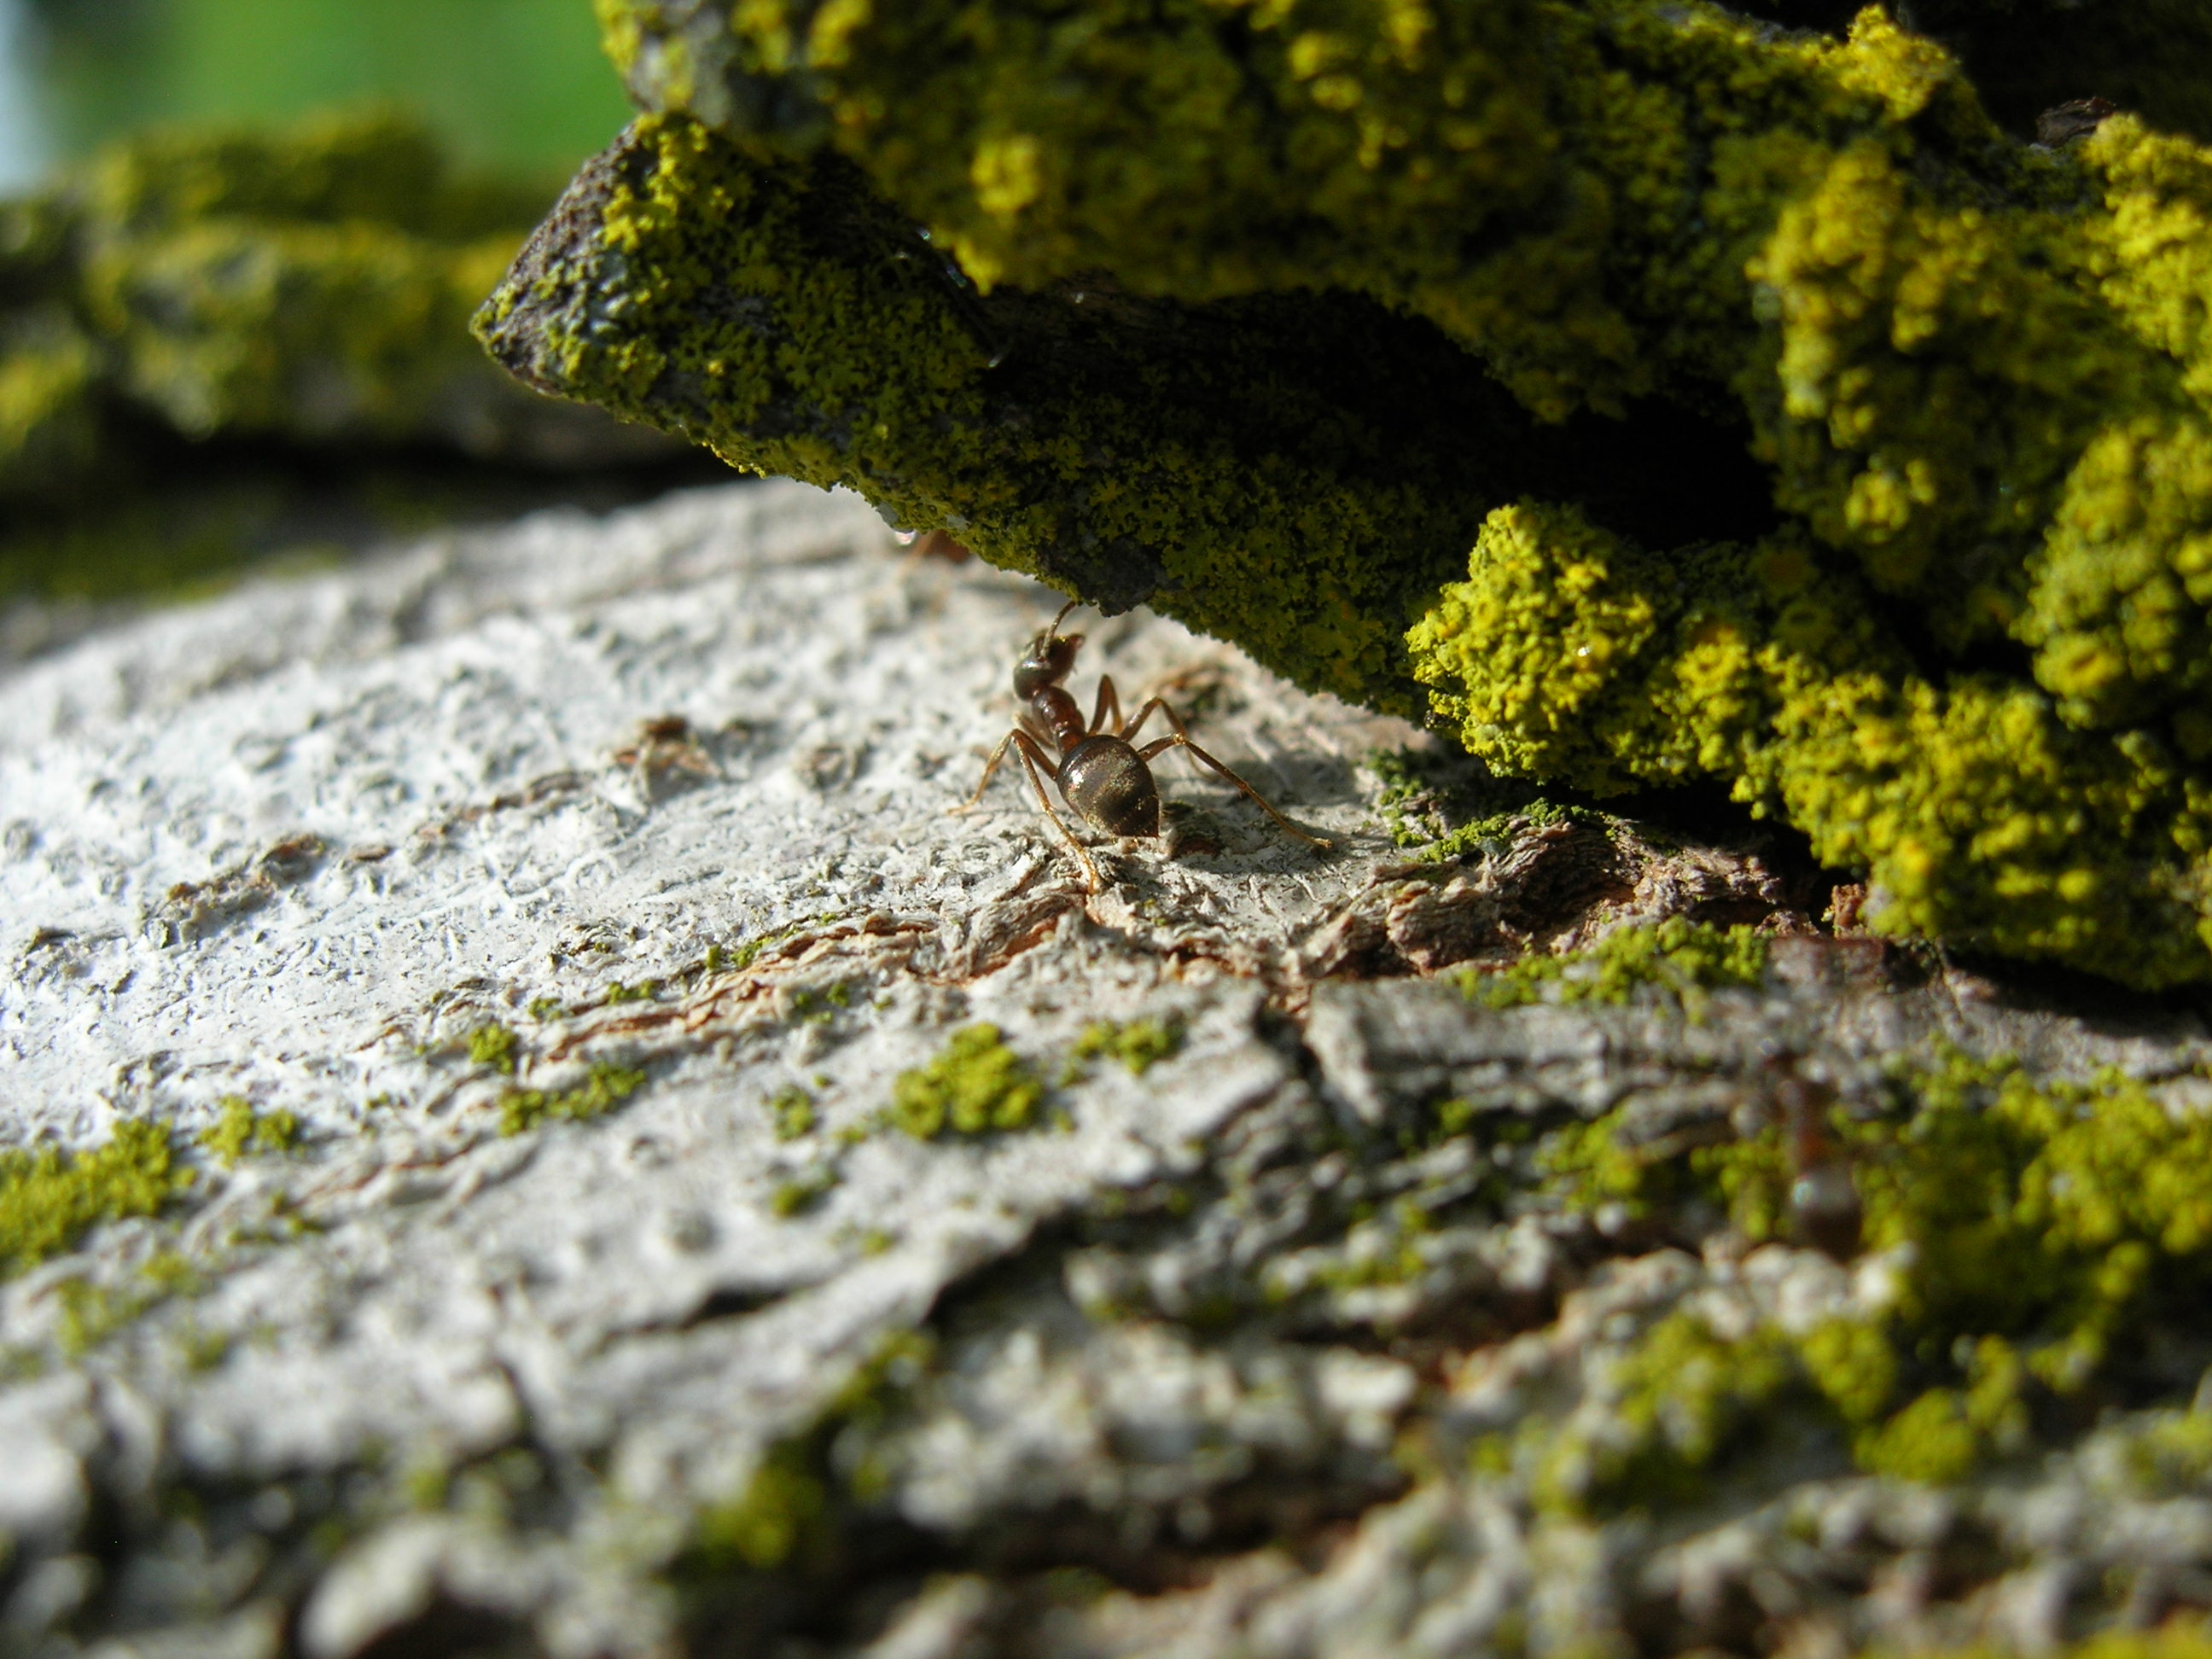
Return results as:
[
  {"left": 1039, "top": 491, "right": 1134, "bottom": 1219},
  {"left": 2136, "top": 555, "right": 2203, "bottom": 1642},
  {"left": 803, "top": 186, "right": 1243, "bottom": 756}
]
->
[
  {"left": 3, "top": 0, "right": 631, "bottom": 188},
  {"left": 0, "top": 0, "right": 729, "bottom": 622}
]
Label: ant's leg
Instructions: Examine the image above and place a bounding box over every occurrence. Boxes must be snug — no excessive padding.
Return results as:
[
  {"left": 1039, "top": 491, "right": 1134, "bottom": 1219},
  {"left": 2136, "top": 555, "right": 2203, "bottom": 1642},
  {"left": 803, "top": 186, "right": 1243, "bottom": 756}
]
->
[
  {"left": 1120, "top": 695, "right": 1169, "bottom": 745},
  {"left": 952, "top": 725, "right": 1062, "bottom": 809},
  {"left": 1140, "top": 734, "right": 1332, "bottom": 847},
  {"left": 1011, "top": 731, "right": 1102, "bottom": 890},
  {"left": 1008, "top": 728, "right": 1063, "bottom": 794},
  {"left": 950, "top": 730, "right": 1020, "bottom": 815},
  {"left": 1136, "top": 707, "right": 1333, "bottom": 848},
  {"left": 1091, "top": 675, "right": 1124, "bottom": 735}
]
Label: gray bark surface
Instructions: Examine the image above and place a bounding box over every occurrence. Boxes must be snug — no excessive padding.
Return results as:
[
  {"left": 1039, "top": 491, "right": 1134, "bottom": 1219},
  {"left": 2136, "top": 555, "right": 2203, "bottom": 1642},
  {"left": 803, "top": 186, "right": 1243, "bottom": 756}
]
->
[{"left": 1, "top": 479, "right": 2207, "bottom": 1659}]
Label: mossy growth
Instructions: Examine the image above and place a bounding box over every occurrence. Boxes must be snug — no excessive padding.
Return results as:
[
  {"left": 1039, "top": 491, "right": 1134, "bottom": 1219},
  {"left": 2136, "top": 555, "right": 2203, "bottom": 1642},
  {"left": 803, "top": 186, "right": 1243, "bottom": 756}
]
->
[
  {"left": 770, "top": 1166, "right": 840, "bottom": 1218},
  {"left": 0, "top": 1121, "right": 190, "bottom": 1277},
  {"left": 498, "top": 1061, "right": 648, "bottom": 1136},
  {"left": 695, "top": 1442, "right": 833, "bottom": 1571},
  {"left": 475, "top": 113, "right": 1590, "bottom": 700},
  {"left": 786, "top": 983, "right": 857, "bottom": 1027},
  {"left": 1066, "top": 1017, "right": 1182, "bottom": 1080},
  {"left": 686, "top": 1331, "right": 935, "bottom": 1575},
  {"left": 888, "top": 1025, "right": 1044, "bottom": 1139},
  {"left": 1299, "top": 1197, "right": 1449, "bottom": 1295},
  {"left": 53, "top": 1275, "right": 174, "bottom": 1358},
  {"left": 466, "top": 1022, "right": 518, "bottom": 1074},
  {"left": 1534, "top": 1313, "right": 1804, "bottom": 1513},
  {"left": 1893, "top": 1635, "right": 2212, "bottom": 1659},
  {"left": 770, "top": 1086, "right": 818, "bottom": 1141},
  {"left": 1366, "top": 746, "right": 1581, "bottom": 864},
  {"left": 173, "top": 1322, "right": 232, "bottom": 1373},
  {"left": 480, "top": 0, "right": 2212, "bottom": 985},
  {"left": 196, "top": 1097, "right": 300, "bottom": 1167},
  {"left": 702, "top": 915, "right": 845, "bottom": 978},
  {"left": 2119, "top": 1410, "right": 2212, "bottom": 1522},
  {"left": 1459, "top": 918, "right": 1770, "bottom": 1012},
  {"left": 1528, "top": 1050, "right": 2212, "bottom": 1510},
  {"left": 1408, "top": 503, "right": 2212, "bottom": 987}
]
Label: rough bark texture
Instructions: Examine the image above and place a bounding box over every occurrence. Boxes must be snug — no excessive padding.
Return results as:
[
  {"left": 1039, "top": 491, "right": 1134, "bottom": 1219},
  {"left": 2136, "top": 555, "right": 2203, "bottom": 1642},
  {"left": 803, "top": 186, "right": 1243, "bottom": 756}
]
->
[{"left": 3, "top": 480, "right": 2211, "bottom": 1659}]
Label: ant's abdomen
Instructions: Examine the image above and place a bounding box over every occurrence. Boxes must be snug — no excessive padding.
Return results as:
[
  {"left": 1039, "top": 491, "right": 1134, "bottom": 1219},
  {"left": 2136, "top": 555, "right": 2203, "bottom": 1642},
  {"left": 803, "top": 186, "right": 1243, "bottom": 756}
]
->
[{"left": 1059, "top": 736, "right": 1161, "bottom": 838}]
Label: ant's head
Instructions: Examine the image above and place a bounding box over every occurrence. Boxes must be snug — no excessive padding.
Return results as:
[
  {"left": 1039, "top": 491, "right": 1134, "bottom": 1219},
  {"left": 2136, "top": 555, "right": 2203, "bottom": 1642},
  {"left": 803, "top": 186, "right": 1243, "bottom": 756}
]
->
[{"left": 1014, "top": 599, "right": 1084, "bottom": 698}]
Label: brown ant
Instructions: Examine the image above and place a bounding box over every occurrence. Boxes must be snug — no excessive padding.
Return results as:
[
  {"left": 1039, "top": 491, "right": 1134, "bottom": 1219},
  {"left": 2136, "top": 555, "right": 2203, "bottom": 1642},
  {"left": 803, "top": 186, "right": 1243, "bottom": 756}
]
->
[{"left": 952, "top": 600, "right": 1330, "bottom": 889}]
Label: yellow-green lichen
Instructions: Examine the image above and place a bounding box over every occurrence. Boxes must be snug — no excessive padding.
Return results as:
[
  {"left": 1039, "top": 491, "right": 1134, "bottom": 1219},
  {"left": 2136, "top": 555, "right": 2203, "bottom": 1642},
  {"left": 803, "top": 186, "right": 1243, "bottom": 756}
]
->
[
  {"left": 1898, "top": 1635, "right": 2212, "bottom": 1659},
  {"left": 1299, "top": 1199, "right": 1447, "bottom": 1295},
  {"left": 770, "top": 1086, "right": 818, "bottom": 1140},
  {"left": 1852, "top": 1334, "right": 2034, "bottom": 1482},
  {"left": 1530, "top": 1051, "right": 2212, "bottom": 1505},
  {"left": 710, "top": 915, "right": 844, "bottom": 976},
  {"left": 498, "top": 1061, "right": 649, "bottom": 1136},
  {"left": 695, "top": 1443, "right": 833, "bottom": 1570},
  {"left": 0, "top": 1121, "right": 189, "bottom": 1277},
  {"left": 888, "top": 1024, "right": 1044, "bottom": 1139},
  {"left": 1539, "top": 1312, "right": 1805, "bottom": 1513},
  {"left": 1365, "top": 746, "right": 1579, "bottom": 864},
  {"left": 2126, "top": 1406, "right": 2212, "bottom": 1498},
  {"left": 1409, "top": 502, "right": 2212, "bottom": 986},
  {"left": 53, "top": 1275, "right": 170, "bottom": 1358},
  {"left": 1541, "top": 1307, "right": 2031, "bottom": 1511},
  {"left": 770, "top": 1165, "right": 840, "bottom": 1217},
  {"left": 1066, "top": 1017, "right": 1183, "bottom": 1080},
  {"left": 474, "top": 112, "right": 1590, "bottom": 701},
  {"left": 173, "top": 1322, "right": 232, "bottom": 1373},
  {"left": 466, "top": 1022, "right": 519, "bottom": 1074},
  {"left": 686, "top": 1330, "right": 934, "bottom": 1574},
  {"left": 789, "top": 982, "right": 856, "bottom": 1025},
  {"left": 1460, "top": 917, "right": 1770, "bottom": 1012},
  {"left": 196, "top": 1097, "right": 300, "bottom": 1167}
]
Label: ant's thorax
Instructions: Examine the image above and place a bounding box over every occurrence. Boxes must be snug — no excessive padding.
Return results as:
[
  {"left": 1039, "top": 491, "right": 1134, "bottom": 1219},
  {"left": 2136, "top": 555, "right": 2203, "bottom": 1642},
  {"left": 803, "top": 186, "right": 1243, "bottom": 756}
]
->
[
  {"left": 1029, "top": 684, "right": 1088, "bottom": 752},
  {"left": 1015, "top": 628, "right": 1090, "bottom": 753}
]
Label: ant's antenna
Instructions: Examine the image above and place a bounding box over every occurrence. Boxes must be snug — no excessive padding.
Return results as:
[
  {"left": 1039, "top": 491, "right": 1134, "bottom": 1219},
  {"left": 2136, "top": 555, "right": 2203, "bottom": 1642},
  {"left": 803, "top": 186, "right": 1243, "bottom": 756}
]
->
[{"left": 1045, "top": 597, "right": 1080, "bottom": 638}]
